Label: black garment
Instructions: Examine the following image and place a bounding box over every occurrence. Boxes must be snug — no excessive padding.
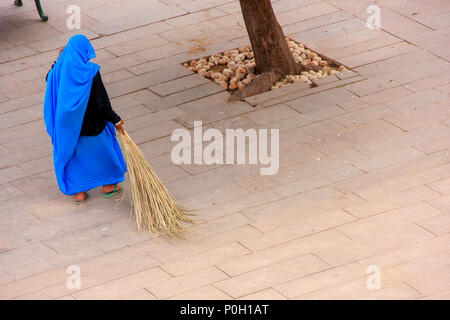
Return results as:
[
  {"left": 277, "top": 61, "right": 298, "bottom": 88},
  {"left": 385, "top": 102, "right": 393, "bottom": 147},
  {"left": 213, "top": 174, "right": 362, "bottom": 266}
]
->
[{"left": 46, "top": 63, "right": 121, "bottom": 136}]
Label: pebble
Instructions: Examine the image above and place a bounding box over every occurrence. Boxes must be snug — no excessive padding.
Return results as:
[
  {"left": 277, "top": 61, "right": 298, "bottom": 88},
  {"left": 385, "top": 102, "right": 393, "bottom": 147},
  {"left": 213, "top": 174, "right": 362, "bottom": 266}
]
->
[{"left": 185, "top": 37, "right": 345, "bottom": 91}]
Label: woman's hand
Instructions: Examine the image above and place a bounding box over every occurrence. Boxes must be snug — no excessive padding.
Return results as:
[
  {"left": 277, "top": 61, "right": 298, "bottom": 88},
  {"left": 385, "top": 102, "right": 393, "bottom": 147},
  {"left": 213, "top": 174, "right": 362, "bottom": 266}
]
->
[{"left": 115, "top": 120, "right": 125, "bottom": 135}]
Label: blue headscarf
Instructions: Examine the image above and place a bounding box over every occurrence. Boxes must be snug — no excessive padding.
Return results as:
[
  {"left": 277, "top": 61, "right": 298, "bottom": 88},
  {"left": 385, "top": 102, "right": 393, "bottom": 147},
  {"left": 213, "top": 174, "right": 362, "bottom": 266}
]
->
[{"left": 44, "top": 34, "right": 101, "bottom": 194}]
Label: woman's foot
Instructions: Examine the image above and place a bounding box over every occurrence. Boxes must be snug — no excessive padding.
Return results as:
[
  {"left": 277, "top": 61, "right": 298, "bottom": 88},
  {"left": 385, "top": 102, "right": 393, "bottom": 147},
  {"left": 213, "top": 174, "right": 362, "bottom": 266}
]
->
[
  {"left": 73, "top": 191, "right": 88, "bottom": 204},
  {"left": 102, "top": 184, "right": 122, "bottom": 198}
]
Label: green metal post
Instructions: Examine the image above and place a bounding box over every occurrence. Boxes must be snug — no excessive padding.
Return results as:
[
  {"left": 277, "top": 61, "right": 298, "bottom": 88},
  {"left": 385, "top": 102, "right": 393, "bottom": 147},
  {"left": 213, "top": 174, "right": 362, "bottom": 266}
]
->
[{"left": 34, "top": 0, "right": 48, "bottom": 22}]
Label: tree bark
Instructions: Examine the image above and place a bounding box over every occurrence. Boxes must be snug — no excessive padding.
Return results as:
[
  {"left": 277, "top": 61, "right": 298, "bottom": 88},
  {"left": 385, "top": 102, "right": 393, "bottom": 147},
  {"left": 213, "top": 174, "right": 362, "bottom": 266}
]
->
[{"left": 230, "top": 0, "right": 303, "bottom": 100}]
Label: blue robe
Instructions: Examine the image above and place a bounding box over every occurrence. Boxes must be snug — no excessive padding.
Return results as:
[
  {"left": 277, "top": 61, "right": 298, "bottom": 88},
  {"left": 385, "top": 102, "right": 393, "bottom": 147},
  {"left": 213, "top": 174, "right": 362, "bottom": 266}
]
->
[{"left": 44, "top": 34, "right": 126, "bottom": 195}]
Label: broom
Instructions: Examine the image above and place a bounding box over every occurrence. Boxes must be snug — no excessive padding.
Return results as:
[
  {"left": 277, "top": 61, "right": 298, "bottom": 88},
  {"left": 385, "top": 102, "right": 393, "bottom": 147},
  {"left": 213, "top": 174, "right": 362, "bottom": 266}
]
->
[{"left": 119, "top": 130, "right": 195, "bottom": 237}]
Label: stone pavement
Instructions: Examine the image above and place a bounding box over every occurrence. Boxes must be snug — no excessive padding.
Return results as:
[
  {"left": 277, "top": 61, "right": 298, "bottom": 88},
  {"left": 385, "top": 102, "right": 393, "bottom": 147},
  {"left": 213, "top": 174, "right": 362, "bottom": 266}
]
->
[{"left": 1, "top": 0, "right": 450, "bottom": 300}]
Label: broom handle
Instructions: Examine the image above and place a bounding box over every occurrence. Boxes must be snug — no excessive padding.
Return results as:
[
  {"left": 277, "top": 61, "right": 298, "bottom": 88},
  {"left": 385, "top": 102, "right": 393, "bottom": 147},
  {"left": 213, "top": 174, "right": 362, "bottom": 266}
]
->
[{"left": 115, "top": 120, "right": 126, "bottom": 135}]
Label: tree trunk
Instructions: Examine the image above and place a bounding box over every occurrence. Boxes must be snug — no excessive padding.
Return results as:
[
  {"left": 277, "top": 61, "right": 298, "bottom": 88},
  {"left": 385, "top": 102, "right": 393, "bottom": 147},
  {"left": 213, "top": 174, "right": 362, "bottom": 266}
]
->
[{"left": 230, "top": 0, "right": 302, "bottom": 101}]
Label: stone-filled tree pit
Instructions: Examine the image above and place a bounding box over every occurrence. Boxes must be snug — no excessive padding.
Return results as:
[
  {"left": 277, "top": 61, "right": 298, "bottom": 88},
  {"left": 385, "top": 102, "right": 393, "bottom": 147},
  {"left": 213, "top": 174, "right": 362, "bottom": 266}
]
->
[{"left": 183, "top": 37, "right": 347, "bottom": 98}]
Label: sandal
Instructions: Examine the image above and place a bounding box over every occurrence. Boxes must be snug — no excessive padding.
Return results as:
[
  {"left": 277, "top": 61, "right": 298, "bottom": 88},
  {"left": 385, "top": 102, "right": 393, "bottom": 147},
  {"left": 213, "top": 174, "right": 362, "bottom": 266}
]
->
[
  {"left": 103, "top": 184, "right": 122, "bottom": 198},
  {"left": 73, "top": 192, "right": 88, "bottom": 204}
]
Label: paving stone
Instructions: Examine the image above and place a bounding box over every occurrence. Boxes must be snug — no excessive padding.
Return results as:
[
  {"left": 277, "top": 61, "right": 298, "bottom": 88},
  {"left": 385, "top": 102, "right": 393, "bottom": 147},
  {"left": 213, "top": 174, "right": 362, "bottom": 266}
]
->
[
  {"left": 88, "top": 1, "right": 186, "bottom": 35},
  {"left": 0, "top": 22, "right": 61, "bottom": 46},
  {"left": 31, "top": 248, "right": 162, "bottom": 299},
  {"left": 353, "top": 124, "right": 449, "bottom": 156},
  {"left": 335, "top": 69, "right": 359, "bottom": 80},
  {"left": 105, "top": 34, "right": 169, "bottom": 57},
  {"left": 127, "top": 119, "right": 182, "bottom": 144},
  {"left": 314, "top": 35, "right": 403, "bottom": 61},
  {"left": 411, "top": 31, "right": 450, "bottom": 61},
  {"left": 275, "top": 262, "right": 366, "bottom": 298},
  {"left": 150, "top": 82, "right": 226, "bottom": 112},
  {"left": 403, "top": 73, "right": 450, "bottom": 92},
  {"left": 0, "top": 66, "right": 48, "bottom": 91},
  {"left": 6, "top": 245, "right": 103, "bottom": 280},
  {"left": 0, "top": 243, "right": 56, "bottom": 270},
  {"left": 356, "top": 162, "right": 450, "bottom": 200},
  {"left": 259, "top": 75, "right": 365, "bottom": 107},
  {"left": 215, "top": 254, "right": 330, "bottom": 298},
  {"left": 72, "top": 267, "right": 170, "bottom": 300},
  {"left": 114, "top": 289, "right": 156, "bottom": 300},
  {"left": 246, "top": 105, "right": 299, "bottom": 126},
  {"left": 338, "top": 42, "right": 418, "bottom": 69},
  {"left": 308, "top": 27, "right": 387, "bottom": 52},
  {"left": 244, "top": 81, "right": 310, "bottom": 106},
  {"left": 166, "top": 8, "right": 226, "bottom": 27},
  {"left": 0, "top": 271, "right": 14, "bottom": 286},
  {"left": 0, "top": 103, "right": 42, "bottom": 130},
  {"left": 99, "top": 53, "right": 148, "bottom": 75},
  {"left": 0, "top": 208, "right": 39, "bottom": 234},
  {"left": 123, "top": 106, "right": 187, "bottom": 132},
  {"left": 436, "top": 83, "right": 450, "bottom": 94},
  {"left": 180, "top": 184, "right": 252, "bottom": 209},
  {"left": 385, "top": 89, "right": 448, "bottom": 113},
  {"left": 413, "top": 11, "right": 450, "bottom": 30},
  {"left": 359, "top": 233, "right": 450, "bottom": 270},
  {"left": 310, "top": 120, "right": 404, "bottom": 154},
  {"left": 270, "top": 148, "right": 368, "bottom": 186},
  {"left": 355, "top": 148, "right": 425, "bottom": 172},
  {"left": 143, "top": 225, "right": 261, "bottom": 265},
  {"left": 137, "top": 40, "right": 195, "bottom": 61},
  {"left": 427, "top": 177, "right": 450, "bottom": 194},
  {"left": 92, "top": 22, "right": 172, "bottom": 48},
  {"left": 335, "top": 152, "right": 450, "bottom": 200},
  {"left": 299, "top": 119, "right": 345, "bottom": 137},
  {"left": 191, "top": 189, "right": 282, "bottom": 222},
  {"left": 40, "top": 216, "right": 134, "bottom": 253},
  {"left": 174, "top": 92, "right": 252, "bottom": 127},
  {"left": 406, "top": 266, "right": 450, "bottom": 297},
  {"left": 101, "top": 70, "right": 135, "bottom": 85},
  {"left": 360, "top": 86, "right": 415, "bottom": 105},
  {"left": 161, "top": 242, "right": 249, "bottom": 276},
  {"left": 297, "top": 278, "right": 423, "bottom": 300},
  {"left": 0, "top": 49, "right": 56, "bottom": 76},
  {"left": 277, "top": 1, "right": 339, "bottom": 27},
  {"left": 170, "top": 285, "right": 232, "bottom": 300},
  {"left": 284, "top": 10, "right": 353, "bottom": 35},
  {"left": 385, "top": 250, "right": 450, "bottom": 296},
  {"left": 28, "top": 30, "right": 99, "bottom": 53},
  {"left": 145, "top": 266, "right": 228, "bottom": 298},
  {"left": 107, "top": 65, "right": 193, "bottom": 98},
  {"left": 406, "top": 123, "right": 450, "bottom": 153},
  {"left": 12, "top": 171, "right": 56, "bottom": 194},
  {"left": 239, "top": 288, "right": 287, "bottom": 300},
  {"left": 149, "top": 74, "right": 211, "bottom": 96},
  {"left": 332, "top": 104, "right": 396, "bottom": 128},
  {"left": 243, "top": 209, "right": 356, "bottom": 251},
  {"left": 111, "top": 89, "right": 160, "bottom": 111},
  {"left": 313, "top": 74, "right": 340, "bottom": 86},
  {"left": 386, "top": 100, "right": 450, "bottom": 131},
  {"left": 274, "top": 164, "right": 364, "bottom": 198},
  {"left": 338, "top": 202, "right": 441, "bottom": 239},
  {"left": 347, "top": 61, "right": 448, "bottom": 96},
  {"left": 416, "top": 213, "right": 450, "bottom": 235},
  {"left": 315, "top": 222, "right": 435, "bottom": 267},
  {"left": 421, "top": 291, "right": 450, "bottom": 300},
  {"left": 371, "top": 6, "right": 433, "bottom": 41},
  {"left": 292, "top": 18, "right": 367, "bottom": 44},
  {"left": 217, "top": 230, "right": 348, "bottom": 276},
  {"left": 354, "top": 50, "right": 441, "bottom": 77}
]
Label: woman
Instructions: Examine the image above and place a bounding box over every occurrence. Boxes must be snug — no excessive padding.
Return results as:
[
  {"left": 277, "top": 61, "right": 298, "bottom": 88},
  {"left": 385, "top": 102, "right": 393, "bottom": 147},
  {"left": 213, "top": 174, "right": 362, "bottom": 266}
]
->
[{"left": 44, "top": 34, "right": 127, "bottom": 204}]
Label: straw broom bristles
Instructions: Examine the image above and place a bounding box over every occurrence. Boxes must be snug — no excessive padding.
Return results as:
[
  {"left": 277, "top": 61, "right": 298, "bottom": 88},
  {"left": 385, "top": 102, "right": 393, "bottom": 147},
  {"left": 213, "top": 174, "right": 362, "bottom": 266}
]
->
[{"left": 120, "top": 130, "right": 195, "bottom": 237}]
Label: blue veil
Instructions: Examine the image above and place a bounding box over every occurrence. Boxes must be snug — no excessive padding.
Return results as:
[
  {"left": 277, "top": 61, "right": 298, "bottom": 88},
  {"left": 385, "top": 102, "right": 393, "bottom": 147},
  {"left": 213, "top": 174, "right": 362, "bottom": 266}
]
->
[{"left": 44, "top": 35, "right": 101, "bottom": 194}]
